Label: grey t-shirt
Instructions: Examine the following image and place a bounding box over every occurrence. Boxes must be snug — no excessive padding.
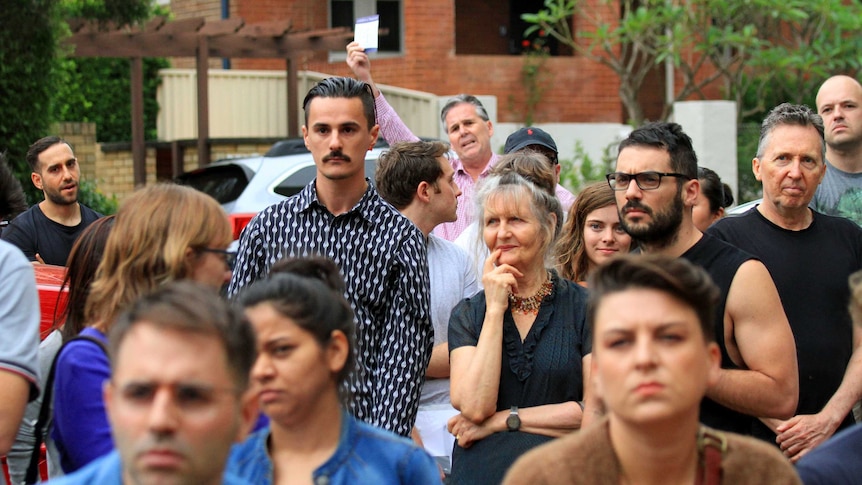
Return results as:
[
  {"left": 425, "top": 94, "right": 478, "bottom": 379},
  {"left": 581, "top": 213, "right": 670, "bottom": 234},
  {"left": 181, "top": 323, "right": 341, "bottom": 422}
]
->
[{"left": 812, "top": 159, "right": 862, "bottom": 225}]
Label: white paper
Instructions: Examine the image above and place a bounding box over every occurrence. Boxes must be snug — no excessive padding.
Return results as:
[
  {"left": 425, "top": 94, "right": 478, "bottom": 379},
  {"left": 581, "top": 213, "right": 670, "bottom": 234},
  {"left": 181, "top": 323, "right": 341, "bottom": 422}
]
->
[{"left": 354, "top": 15, "right": 379, "bottom": 52}]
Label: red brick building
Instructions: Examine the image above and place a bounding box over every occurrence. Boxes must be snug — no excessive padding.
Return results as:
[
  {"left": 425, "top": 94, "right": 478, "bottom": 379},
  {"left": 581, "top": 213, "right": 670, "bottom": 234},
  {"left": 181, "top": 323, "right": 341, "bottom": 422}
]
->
[{"left": 168, "top": 0, "right": 671, "bottom": 124}]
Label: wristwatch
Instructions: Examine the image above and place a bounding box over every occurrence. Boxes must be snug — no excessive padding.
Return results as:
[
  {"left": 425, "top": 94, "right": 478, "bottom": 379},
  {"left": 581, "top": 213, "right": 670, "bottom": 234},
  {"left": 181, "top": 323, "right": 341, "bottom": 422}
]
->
[{"left": 506, "top": 406, "right": 521, "bottom": 432}]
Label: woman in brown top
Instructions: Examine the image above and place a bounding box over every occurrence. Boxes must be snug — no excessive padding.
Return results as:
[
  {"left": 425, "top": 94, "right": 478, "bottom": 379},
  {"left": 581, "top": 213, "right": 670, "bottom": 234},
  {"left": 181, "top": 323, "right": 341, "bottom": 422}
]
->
[{"left": 504, "top": 255, "right": 800, "bottom": 485}]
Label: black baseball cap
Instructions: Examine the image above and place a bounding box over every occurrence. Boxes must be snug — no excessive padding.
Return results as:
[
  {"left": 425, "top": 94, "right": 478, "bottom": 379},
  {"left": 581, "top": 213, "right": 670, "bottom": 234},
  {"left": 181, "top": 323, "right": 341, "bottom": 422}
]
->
[{"left": 504, "top": 127, "right": 558, "bottom": 156}]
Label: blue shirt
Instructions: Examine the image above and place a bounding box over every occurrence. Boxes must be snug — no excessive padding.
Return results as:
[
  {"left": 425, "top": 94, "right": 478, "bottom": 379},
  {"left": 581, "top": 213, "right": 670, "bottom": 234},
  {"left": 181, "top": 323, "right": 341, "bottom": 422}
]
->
[
  {"left": 51, "top": 327, "right": 112, "bottom": 472},
  {"left": 796, "top": 423, "right": 862, "bottom": 485},
  {"left": 226, "top": 413, "right": 441, "bottom": 485},
  {"left": 45, "top": 450, "right": 251, "bottom": 485}
]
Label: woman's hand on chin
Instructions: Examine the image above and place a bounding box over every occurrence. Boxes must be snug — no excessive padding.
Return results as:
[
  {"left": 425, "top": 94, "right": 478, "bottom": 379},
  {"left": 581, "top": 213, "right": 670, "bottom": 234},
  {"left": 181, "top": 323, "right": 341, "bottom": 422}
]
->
[
  {"left": 482, "top": 249, "right": 523, "bottom": 311},
  {"left": 448, "top": 412, "right": 497, "bottom": 448}
]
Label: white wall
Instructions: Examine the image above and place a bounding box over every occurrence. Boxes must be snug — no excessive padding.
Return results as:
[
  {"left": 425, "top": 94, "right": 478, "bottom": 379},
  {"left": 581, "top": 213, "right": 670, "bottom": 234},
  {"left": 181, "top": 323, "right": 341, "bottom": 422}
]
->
[{"left": 673, "top": 101, "right": 738, "bottom": 200}]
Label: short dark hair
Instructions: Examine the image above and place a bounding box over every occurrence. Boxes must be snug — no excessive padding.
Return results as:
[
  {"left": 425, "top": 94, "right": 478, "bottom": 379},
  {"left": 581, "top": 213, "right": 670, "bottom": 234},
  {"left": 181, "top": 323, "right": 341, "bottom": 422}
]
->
[
  {"left": 587, "top": 254, "right": 719, "bottom": 343},
  {"left": 302, "top": 77, "right": 376, "bottom": 130},
  {"left": 618, "top": 122, "right": 698, "bottom": 179},
  {"left": 109, "top": 281, "right": 257, "bottom": 391},
  {"left": 238, "top": 256, "right": 356, "bottom": 401},
  {"left": 26, "top": 136, "right": 71, "bottom": 173},
  {"left": 375, "top": 141, "right": 449, "bottom": 210},
  {"left": 697, "top": 167, "right": 734, "bottom": 214},
  {"left": 756, "top": 103, "right": 825, "bottom": 161},
  {"left": 0, "top": 152, "right": 27, "bottom": 221}
]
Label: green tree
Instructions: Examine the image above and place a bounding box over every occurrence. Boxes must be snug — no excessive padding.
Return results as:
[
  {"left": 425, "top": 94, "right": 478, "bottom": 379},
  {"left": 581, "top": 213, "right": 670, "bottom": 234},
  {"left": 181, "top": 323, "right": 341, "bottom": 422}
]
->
[
  {"left": 524, "top": 0, "right": 680, "bottom": 125},
  {"left": 0, "top": 0, "right": 63, "bottom": 197},
  {"left": 56, "top": 0, "right": 167, "bottom": 142},
  {"left": 54, "top": 56, "right": 168, "bottom": 142},
  {"left": 524, "top": 0, "right": 862, "bottom": 124}
]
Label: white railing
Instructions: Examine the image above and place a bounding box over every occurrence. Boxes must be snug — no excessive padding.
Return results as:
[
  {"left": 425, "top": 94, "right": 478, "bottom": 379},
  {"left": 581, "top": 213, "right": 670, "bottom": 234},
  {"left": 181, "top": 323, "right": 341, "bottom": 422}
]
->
[{"left": 157, "top": 68, "right": 440, "bottom": 141}]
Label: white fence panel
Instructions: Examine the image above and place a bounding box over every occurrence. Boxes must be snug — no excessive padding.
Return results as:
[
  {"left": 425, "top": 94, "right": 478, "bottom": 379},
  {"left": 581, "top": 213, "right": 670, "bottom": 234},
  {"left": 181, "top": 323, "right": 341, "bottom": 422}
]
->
[{"left": 157, "top": 69, "right": 439, "bottom": 141}]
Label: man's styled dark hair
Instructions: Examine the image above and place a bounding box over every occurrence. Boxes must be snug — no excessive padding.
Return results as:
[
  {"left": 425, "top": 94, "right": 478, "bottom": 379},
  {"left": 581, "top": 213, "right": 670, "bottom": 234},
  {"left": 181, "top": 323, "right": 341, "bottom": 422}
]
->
[
  {"left": 302, "top": 77, "right": 377, "bottom": 130},
  {"left": 618, "top": 122, "right": 698, "bottom": 179},
  {"left": 587, "top": 254, "right": 719, "bottom": 343},
  {"left": 26, "top": 136, "right": 71, "bottom": 173},
  {"left": 375, "top": 141, "right": 450, "bottom": 210},
  {"left": 109, "top": 281, "right": 257, "bottom": 391},
  {"left": 756, "top": 103, "right": 826, "bottom": 161}
]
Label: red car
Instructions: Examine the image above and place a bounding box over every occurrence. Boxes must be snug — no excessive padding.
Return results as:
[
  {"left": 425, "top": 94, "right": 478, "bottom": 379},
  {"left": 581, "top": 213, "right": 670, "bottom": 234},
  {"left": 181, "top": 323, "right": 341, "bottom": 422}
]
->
[{"left": 34, "top": 264, "right": 68, "bottom": 339}]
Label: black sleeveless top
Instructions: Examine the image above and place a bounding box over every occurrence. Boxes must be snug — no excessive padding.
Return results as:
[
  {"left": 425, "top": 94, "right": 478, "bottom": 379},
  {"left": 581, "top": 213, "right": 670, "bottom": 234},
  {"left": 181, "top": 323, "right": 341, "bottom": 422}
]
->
[{"left": 682, "top": 233, "right": 755, "bottom": 435}]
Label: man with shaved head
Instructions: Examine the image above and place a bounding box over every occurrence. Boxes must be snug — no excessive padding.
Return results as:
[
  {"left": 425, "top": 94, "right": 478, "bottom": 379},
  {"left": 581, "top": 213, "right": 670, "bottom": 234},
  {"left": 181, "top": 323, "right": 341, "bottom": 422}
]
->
[{"left": 813, "top": 75, "right": 862, "bottom": 224}]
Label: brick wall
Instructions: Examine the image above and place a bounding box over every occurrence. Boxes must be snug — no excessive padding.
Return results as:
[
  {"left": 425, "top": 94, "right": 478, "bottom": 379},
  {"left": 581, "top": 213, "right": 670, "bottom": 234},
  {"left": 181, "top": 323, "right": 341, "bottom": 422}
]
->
[
  {"left": 166, "top": 0, "right": 723, "bottom": 124},
  {"left": 53, "top": 122, "right": 98, "bottom": 181},
  {"left": 56, "top": 121, "right": 278, "bottom": 201}
]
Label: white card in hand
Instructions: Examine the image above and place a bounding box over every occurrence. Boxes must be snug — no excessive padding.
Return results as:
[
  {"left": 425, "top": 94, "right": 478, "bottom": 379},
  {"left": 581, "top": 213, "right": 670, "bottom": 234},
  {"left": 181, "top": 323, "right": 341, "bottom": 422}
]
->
[{"left": 354, "top": 15, "right": 379, "bottom": 53}]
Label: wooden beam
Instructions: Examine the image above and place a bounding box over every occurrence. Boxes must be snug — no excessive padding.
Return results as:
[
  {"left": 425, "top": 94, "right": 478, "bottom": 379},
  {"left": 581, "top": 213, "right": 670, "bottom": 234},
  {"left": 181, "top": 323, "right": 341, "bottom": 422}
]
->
[
  {"left": 130, "top": 57, "right": 146, "bottom": 187},
  {"left": 198, "top": 18, "right": 245, "bottom": 36},
  {"left": 196, "top": 36, "right": 210, "bottom": 168},
  {"left": 287, "top": 58, "right": 298, "bottom": 137},
  {"left": 238, "top": 19, "right": 292, "bottom": 37},
  {"left": 157, "top": 17, "right": 205, "bottom": 34},
  {"left": 140, "top": 16, "right": 167, "bottom": 33}
]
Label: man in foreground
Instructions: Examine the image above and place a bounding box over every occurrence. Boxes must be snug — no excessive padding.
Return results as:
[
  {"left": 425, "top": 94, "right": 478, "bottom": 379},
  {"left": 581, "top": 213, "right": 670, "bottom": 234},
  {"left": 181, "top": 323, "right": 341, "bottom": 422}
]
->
[{"left": 48, "top": 282, "right": 258, "bottom": 484}]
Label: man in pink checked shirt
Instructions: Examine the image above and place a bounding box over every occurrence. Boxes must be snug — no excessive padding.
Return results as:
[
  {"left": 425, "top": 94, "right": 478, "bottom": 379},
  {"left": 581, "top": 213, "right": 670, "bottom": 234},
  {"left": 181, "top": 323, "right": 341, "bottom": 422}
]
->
[{"left": 348, "top": 42, "right": 496, "bottom": 241}]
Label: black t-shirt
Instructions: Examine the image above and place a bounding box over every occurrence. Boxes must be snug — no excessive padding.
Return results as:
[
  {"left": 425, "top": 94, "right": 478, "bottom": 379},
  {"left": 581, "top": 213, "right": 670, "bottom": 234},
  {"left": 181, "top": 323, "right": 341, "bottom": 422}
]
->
[
  {"left": 1, "top": 203, "right": 102, "bottom": 266},
  {"left": 709, "top": 208, "right": 862, "bottom": 437}
]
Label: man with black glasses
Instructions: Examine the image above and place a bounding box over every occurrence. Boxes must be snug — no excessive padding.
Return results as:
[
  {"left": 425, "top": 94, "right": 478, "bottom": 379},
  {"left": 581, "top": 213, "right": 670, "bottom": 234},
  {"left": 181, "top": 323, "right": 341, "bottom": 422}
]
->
[{"left": 598, "top": 122, "right": 799, "bottom": 440}]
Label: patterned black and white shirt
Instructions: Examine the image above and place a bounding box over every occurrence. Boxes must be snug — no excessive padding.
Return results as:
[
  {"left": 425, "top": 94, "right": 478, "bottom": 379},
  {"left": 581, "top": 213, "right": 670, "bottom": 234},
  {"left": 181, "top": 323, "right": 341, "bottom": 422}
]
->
[{"left": 228, "top": 180, "right": 432, "bottom": 437}]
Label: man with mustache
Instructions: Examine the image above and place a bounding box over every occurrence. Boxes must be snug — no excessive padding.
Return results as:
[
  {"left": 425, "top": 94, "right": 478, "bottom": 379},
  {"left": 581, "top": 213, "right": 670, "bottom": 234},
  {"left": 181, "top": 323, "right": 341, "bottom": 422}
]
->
[
  {"left": 710, "top": 103, "right": 862, "bottom": 461},
  {"left": 1, "top": 136, "right": 102, "bottom": 265},
  {"left": 47, "top": 282, "right": 258, "bottom": 485},
  {"left": 228, "top": 77, "right": 432, "bottom": 438},
  {"left": 812, "top": 75, "right": 862, "bottom": 225},
  {"left": 592, "top": 122, "right": 799, "bottom": 440}
]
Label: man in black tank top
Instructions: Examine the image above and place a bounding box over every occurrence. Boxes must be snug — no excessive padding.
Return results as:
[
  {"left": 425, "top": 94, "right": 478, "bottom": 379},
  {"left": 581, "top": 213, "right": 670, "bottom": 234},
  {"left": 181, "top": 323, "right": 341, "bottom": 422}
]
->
[
  {"left": 597, "top": 122, "right": 798, "bottom": 438},
  {"left": 710, "top": 103, "right": 862, "bottom": 462}
]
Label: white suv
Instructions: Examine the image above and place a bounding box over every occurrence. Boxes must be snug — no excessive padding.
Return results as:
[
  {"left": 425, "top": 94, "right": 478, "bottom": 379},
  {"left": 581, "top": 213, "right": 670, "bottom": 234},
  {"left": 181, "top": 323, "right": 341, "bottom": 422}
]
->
[{"left": 177, "top": 139, "right": 390, "bottom": 238}]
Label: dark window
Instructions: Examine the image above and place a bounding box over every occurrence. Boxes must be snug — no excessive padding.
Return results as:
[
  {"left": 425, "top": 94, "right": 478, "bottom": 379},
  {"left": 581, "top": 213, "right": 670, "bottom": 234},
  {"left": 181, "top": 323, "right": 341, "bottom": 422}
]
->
[
  {"left": 175, "top": 164, "right": 252, "bottom": 204},
  {"left": 455, "top": 0, "right": 569, "bottom": 56},
  {"left": 331, "top": 1, "right": 402, "bottom": 53},
  {"left": 274, "top": 166, "right": 317, "bottom": 198}
]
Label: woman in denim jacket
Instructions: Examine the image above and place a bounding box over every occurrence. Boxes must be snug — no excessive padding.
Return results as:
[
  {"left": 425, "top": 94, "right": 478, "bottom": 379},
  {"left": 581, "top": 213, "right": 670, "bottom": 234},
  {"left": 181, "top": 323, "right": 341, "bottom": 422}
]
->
[{"left": 227, "top": 256, "right": 441, "bottom": 484}]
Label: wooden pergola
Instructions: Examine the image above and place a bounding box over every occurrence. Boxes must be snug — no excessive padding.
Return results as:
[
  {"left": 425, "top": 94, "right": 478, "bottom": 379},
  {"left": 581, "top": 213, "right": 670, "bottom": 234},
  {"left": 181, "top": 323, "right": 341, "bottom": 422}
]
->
[{"left": 64, "top": 17, "right": 352, "bottom": 186}]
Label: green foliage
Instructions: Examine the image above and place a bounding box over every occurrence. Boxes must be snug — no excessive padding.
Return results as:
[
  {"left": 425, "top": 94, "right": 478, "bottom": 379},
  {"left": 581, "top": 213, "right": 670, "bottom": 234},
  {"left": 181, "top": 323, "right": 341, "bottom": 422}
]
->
[
  {"left": 0, "top": 0, "right": 64, "bottom": 203},
  {"left": 53, "top": 56, "right": 169, "bottom": 142},
  {"left": 55, "top": 0, "right": 168, "bottom": 143},
  {"left": 76, "top": 178, "right": 119, "bottom": 215},
  {"left": 558, "top": 140, "right": 617, "bottom": 193},
  {"left": 60, "top": 0, "right": 150, "bottom": 26},
  {"left": 524, "top": 0, "right": 862, "bottom": 124},
  {"left": 508, "top": 51, "right": 551, "bottom": 126},
  {"left": 736, "top": 123, "right": 761, "bottom": 203}
]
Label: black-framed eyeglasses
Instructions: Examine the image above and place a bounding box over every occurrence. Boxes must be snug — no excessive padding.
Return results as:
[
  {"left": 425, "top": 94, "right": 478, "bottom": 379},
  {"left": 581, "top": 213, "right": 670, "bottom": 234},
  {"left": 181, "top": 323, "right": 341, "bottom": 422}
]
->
[
  {"left": 199, "top": 248, "right": 237, "bottom": 270},
  {"left": 606, "top": 171, "right": 692, "bottom": 191}
]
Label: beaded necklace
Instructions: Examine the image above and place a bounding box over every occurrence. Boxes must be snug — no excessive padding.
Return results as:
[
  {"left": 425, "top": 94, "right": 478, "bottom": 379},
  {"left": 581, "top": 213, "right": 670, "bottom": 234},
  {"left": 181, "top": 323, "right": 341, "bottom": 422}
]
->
[{"left": 508, "top": 271, "right": 553, "bottom": 315}]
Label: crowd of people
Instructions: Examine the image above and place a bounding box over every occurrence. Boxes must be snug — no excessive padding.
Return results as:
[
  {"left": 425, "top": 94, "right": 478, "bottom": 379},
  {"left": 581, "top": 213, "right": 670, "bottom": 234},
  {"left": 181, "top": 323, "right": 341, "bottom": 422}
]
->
[{"left": 0, "top": 42, "right": 861, "bottom": 485}]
